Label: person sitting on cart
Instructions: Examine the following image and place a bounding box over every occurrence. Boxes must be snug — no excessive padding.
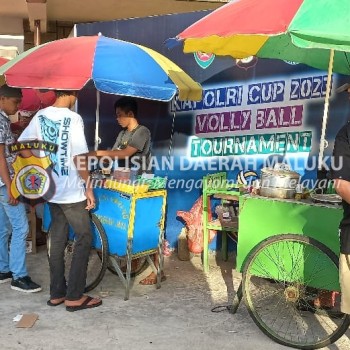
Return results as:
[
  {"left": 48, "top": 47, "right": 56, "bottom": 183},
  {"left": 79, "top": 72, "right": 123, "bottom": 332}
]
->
[{"left": 89, "top": 96, "right": 166, "bottom": 285}]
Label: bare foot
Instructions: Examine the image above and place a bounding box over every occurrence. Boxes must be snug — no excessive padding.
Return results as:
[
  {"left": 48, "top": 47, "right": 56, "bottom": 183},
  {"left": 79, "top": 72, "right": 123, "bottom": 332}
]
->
[{"left": 139, "top": 272, "right": 166, "bottom": 285}]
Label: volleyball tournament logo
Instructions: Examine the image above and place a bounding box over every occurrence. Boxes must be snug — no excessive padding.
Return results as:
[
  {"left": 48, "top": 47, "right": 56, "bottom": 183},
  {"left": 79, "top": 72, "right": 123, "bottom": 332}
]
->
[
  {"left": 194, "top": 52, "right": 215, "bottom": 69},
  {"left": 236, "top": 170, "right": 258, "bottom": 187},
  {"left": 236, "top": 56, "right": 258, "bottom": 70},
  {"left": 10, "top": 141, "right": 57, "bottom": 206}
]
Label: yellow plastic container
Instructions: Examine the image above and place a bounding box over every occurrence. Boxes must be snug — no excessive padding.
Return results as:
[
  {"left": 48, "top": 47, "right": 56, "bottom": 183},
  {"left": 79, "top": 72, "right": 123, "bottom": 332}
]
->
[{"left": 104, "top": 179, "right": 149, "bottom": 194}]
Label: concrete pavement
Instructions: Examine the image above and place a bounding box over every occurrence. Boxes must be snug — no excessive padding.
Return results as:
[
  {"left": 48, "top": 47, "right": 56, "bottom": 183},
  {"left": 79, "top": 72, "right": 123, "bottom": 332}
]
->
[{"left": 0, "top": 247, "right": 349, "bottom": 350}]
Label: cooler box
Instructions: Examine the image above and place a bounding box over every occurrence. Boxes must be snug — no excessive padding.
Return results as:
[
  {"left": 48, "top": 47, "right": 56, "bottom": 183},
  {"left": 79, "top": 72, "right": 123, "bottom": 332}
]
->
[
  {"left": 93, "top": 187, "right": 166, "bottom": 256},
  {"left": 42, "top": 187, "right": 167, "bottom": 257}
]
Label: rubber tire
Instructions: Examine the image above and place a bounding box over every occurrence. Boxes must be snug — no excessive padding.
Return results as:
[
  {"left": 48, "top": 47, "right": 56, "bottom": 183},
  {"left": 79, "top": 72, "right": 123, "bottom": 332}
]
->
[
  {"left": 85, "top": 214, "right": 108, "bottom": 291},
  {"left": 242, "top": 234, "right": 350, "bottom": 350}
]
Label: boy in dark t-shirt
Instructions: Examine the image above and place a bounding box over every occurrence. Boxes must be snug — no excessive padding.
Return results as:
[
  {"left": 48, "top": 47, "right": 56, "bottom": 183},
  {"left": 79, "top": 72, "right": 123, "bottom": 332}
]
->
[
  {"left": 93, "top": 97, "right": 151, "bottom": 175},
  {"left": 90, "top": 97, "right": 165, "bottom": 285}
]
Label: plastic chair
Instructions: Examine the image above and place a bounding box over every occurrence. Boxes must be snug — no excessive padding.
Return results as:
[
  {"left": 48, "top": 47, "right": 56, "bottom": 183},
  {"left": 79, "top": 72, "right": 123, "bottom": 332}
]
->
[{"left": 202, "top": 172, "right": 239, "bottom": 272}]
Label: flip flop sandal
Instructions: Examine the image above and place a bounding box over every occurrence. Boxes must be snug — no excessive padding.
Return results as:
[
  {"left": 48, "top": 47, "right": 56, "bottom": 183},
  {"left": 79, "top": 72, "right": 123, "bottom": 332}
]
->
[
  {"left": 66, "top": 296, "right": 102, "bottom": 312},
  {"left": 47, "top": 299, "right": 65, "bottom": 307}
]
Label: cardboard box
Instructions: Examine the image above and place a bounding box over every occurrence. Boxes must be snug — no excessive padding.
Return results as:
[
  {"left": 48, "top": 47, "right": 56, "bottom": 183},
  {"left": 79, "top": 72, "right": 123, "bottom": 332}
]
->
[{"left": 16, "top": 314, "right": 38, "bottom": 328}]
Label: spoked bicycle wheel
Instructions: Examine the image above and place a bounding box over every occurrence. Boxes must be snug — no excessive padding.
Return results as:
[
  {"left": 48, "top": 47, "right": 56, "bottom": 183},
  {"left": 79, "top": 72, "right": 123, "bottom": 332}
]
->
[
  {"left": 47, "top": 213, "right": 108, "bottom": 292},
  {"left": 242, "top": 234, "right": 350, "bottom": 350}
]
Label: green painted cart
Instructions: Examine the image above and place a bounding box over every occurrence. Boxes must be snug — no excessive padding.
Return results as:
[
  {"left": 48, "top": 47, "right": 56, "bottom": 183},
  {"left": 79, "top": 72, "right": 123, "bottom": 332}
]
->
[{"left": 231, "top": 194, "right": 350, "bottom": 349}]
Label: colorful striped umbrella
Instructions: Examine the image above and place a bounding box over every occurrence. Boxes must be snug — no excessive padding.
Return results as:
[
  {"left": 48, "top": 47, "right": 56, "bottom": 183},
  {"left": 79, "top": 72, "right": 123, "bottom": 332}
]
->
[
  {"left": 172, "top": 0, "right": 350, "bottom": 169},
  {"left": 174, "top": 0, "right": 350, "bottom": 75},
  {"left": 0, "top": 57, "right": 56, "bottom": 112},
  {"left": 0, "top": 35, "right": 202, "bottom": 102},
  {"left": 0, "top": 35, "right": 202, "bottom": 149}
]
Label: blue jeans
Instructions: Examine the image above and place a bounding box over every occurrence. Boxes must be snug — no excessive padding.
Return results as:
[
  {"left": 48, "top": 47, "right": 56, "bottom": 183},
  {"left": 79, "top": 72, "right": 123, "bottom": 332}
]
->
[{"left": 0, "top": 185, "right": 29, "bottom": 279}]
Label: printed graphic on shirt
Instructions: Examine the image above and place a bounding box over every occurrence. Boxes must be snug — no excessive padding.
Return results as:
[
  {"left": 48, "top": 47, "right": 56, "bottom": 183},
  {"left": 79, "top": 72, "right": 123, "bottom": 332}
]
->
[
  {"left": 0, "top": 113, "right": 16, "bottom": 186},
  {"left": 38, "top": 115, "right": 61, "bottom": 175},
  {"left": 58, "top": 117, "right": 72, "bottom": 176}
]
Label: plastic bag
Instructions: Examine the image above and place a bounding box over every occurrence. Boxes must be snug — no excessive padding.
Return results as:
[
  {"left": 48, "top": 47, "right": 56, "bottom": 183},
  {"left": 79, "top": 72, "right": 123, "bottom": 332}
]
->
[{"left": 177, "top": 196, "right": 216, "bottom": 254}]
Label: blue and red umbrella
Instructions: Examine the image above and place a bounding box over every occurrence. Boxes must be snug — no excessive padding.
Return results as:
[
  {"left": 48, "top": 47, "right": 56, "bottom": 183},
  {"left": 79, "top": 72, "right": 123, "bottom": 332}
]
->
[
  {"left": 0, "top": 35, "right": 202, "bottom": 102},
  {"left": 0, "top": 35, "right": 202, "bottom": 149}
]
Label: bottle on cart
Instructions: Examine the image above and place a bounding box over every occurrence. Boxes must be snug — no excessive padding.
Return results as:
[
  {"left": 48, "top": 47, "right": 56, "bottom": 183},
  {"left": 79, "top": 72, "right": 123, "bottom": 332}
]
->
[{"left": 295, "top": 184, "right": 303, "bottom": 200}]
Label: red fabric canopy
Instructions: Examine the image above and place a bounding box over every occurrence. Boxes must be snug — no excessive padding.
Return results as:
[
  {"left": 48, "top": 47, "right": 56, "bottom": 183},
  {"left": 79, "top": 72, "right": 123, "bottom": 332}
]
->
[
  {"left": 178, "top": 0, "right": 303, "bottom": 38},
  {"left": 0, "top": 57, "right": 56, "bottom": 112}
]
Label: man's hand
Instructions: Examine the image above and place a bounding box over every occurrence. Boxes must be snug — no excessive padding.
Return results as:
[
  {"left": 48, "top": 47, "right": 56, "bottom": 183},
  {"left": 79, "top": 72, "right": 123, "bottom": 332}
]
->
[
  {"left": 0, "top": 144, "right": 17, "bottom": 204},
  {"left": 7, "top": 187, "right": 18, "bottom": 206},
  {"left": 334, "top": 179, "right": 350, "bottom": 204},
  {"left": 73, "top": 154, "right": 96, "bottom": 210},
  {"left": 85, "top": 187, "right": 96, "bottom": 211}
]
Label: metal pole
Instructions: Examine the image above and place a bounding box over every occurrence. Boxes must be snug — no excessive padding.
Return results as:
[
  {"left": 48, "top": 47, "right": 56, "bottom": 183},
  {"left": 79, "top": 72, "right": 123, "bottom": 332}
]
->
[
  {"left": 318, "top": 49, "right": 334, "bottom": 170},
  {"left": 34, "top": 20, "right": 41, "bottom": 46},
  {"left": 94, "top": 90, "right": 100, "bottom": 151}
]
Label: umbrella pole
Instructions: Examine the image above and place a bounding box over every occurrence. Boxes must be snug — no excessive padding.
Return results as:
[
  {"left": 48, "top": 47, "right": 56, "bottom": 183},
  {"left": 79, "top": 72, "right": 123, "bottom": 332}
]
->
[
  {"left": 317, "top": 49, "right": 334, "bottom": 171},
  {"left": 166, "top": 109, "right": 176, "bottom": 177},
  {"left": 94, "top": 90, "right": 100, "bottom": 151}
]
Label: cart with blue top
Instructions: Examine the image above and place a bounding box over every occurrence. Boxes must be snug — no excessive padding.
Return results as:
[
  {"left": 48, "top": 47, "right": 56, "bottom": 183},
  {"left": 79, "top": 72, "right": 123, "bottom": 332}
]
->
[{"left": 43, "top": 177, "right": 167, "bottom": 300}]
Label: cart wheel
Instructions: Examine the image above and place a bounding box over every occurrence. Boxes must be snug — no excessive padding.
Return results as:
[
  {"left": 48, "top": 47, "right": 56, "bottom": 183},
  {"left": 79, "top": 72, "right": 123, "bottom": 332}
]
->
[
  {"left": 47, "top": 213, "right": 108, "bottom": 292},
  {"left": 242, "top": 234, "right": 350, "bottom": 350},
  {"left": 106, "top": 256, "right": 148, "bottom": 277}
]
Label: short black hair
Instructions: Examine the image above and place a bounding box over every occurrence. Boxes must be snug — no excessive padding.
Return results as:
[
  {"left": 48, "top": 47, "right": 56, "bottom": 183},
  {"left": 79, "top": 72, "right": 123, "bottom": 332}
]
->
[
  {"left": 0, "top": 84, "right": 22, "bottom": 98},
  {"left": 55, "top": 90, "right": 77, "bottom": 98},
  {"left": 114, "top": 97, "right": 138, "bottom": 117}
]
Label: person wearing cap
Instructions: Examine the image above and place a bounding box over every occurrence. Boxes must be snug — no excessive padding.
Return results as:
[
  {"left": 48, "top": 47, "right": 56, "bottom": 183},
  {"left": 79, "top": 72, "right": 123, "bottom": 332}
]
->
[
  {"left": 330, "top": 83, "right": 350, "bottom": 314},
  {"left": 0, "top": 84, "right": 42, "bottom": 293}
]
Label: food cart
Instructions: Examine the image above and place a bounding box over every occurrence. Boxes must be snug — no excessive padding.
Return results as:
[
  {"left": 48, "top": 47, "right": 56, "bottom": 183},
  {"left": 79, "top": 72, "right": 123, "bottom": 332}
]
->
[
  {"left": 43, "top": 176, "right": 167, "bottom": 301},
  {"left": 231, "top": 193, "right": 350, "bottom": 349}
]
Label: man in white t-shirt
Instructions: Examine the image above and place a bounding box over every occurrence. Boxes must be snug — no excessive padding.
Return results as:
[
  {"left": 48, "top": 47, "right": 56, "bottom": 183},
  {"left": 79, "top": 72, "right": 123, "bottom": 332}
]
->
[{"left": 19, "top": 90, "right": 102, "bottom": 311}]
